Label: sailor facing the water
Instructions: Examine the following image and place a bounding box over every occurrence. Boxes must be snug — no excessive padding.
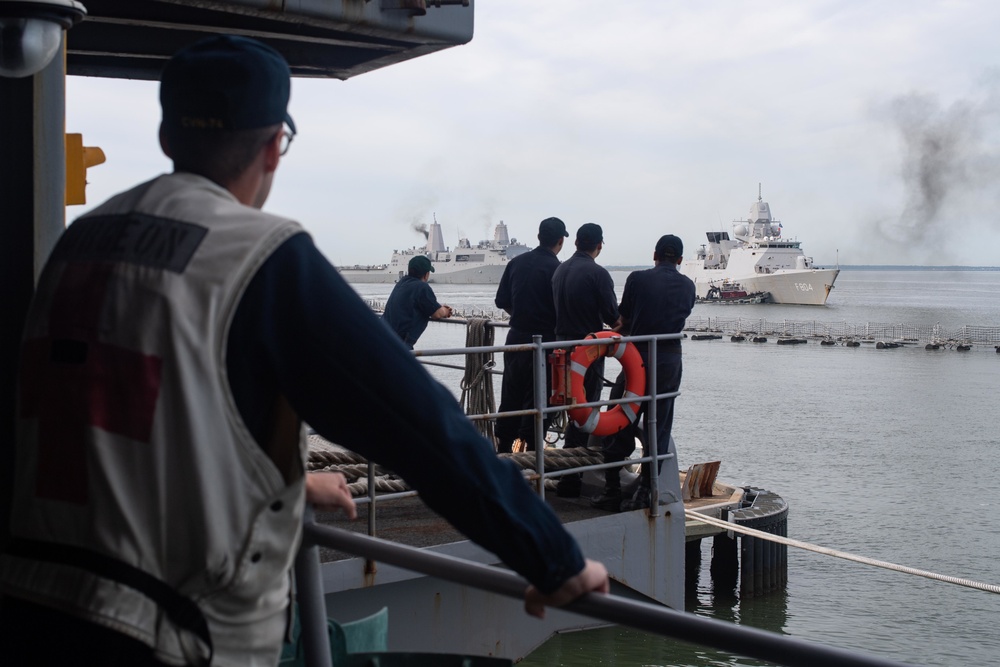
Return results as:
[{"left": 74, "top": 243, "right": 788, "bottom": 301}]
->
[
  {"left": 381, "top": 255, "right": 453, "bottom": 348},
  {"left": 494, "top": 217, "right": 568, "bottom": 453},
  {"left": 0, "top": 36, "right": 608, "bottom": 666},
  {"left": 551, "top": 223, "right": 621, "bottom": 497},
  {"left": 601, "top": 234, "right": 696, "bottom": 512}
]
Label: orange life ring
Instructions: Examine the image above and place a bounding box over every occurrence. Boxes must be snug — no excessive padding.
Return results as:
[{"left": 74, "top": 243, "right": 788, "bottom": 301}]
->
[{"left": 566, "top": 331, "right": 646, "bottom": 436}]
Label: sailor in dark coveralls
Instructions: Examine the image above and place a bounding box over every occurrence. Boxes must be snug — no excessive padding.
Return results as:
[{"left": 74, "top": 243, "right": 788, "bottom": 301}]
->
[
  {"left": 381, "top": 255, "right": 453, "bottom": 348},
  {"left": 494, "top": 217, "right": 569, "bottom": 453},
  {"left": 594, "top": 234, "right": 696, "bottom": 512},
  {"left": 551, "top": 223, "right": 620, "bottom": 497}
]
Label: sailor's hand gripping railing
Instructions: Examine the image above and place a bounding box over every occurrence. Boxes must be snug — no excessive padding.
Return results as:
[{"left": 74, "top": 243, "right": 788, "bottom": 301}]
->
[{"left": 293, "top": 511, "right": 916, "bottom": 667}]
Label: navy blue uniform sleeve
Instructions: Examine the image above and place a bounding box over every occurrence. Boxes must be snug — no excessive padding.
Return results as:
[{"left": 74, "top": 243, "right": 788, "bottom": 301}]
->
[
  {"left": 619, "top": 272, "right": 636, "bottom": 330},
  {"left": 416, "top": 282, "right": 441, "bottom": 318},
  {"left": 495, "top": 264, "right": 513, "bottom": 312},
  {"left": 598, "top": 269, "right": 620, "bottom": 327},
  {"left": 228, "top": 233, "right": 584, "bottom": 593}
]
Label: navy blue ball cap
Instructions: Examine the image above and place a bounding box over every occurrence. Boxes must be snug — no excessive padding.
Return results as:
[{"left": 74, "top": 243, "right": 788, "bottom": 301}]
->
[
  {"left": 160, "top": 35, "right": 295, "bottom": 133},
  {"left": 538, "top": 217, "right": 569, "bottom": 242},
  {"left": 655, "top": 234, "right": 683, "bottom": 258},
  {"left": 409, "top": 255, "right": 434, "bottom": 274},
  {"left": 576, "top": 223, "right": 604, "bottom": 246}
]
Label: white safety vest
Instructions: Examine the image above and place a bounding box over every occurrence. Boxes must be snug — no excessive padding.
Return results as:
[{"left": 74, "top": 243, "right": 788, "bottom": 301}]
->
[{"left": 1, "top": 172, "right": 308, "bottom": 666}]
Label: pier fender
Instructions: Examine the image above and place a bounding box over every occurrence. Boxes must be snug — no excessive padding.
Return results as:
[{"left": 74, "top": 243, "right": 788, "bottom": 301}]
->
[
  {"left": 567, "top": 332, "right": 646, "bottom": 436},
  {"left": 728, "top": 487, "right": 789, "bottom": 598}
]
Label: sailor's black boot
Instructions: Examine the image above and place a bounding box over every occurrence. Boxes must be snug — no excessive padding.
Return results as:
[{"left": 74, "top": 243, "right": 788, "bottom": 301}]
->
[
  {"left": 590, "top": 468, "right": 622, "bottom": 511},
  {"left": 619, "top": 484, "right": 651, "bottom": 512},
  {"left": 555, "top": 474, "right": 582, "bottom": 498},
  {"left": 620, "top": 463, "right": 652, "bottom": 511}
]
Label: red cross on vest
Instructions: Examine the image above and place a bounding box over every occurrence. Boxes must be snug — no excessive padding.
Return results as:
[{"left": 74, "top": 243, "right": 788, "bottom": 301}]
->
[{"left": 19, "top": 261, "right": 163, "bottom": 505}]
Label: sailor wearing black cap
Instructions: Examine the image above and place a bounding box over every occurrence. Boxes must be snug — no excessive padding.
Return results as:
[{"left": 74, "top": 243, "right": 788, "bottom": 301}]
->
[
  {"left": 593, "top": 234, "right": 696, "bottom": 512},
  {"left": 382, "top": 255, "right": 453, "bottom": 348},
  {"left": 550, "top": 223, "right": 621, "bottom": 496},
  {"left": 1, "top": 35, "right": 608, "bottom": 666},
  {"left": 494, "top": 217, "right": 569, "bottom": 453}
]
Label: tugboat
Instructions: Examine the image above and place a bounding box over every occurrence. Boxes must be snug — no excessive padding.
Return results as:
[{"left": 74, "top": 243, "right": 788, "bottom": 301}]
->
[
  {"left": 681, "top": 186, "right": 839, "bottom": 305},
  {"left": 699, "top": 279, "right": 770, "bottom": 304}
]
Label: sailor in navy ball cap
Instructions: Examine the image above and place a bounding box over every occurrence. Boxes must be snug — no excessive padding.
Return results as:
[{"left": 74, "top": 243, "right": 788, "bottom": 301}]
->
[
  {"left": 0, "top": 33, "right": 609, "bottom": 667},
  {"left": 655, "top": 234, "right": 683, "bottom": 259},
  {"left": 383, "top": 254, "right": 452, "bottom": 348},
  {"left": 575, "top": 222, "right": 604, "bottom": 248},
  {"left": 157, "top": 34, "right": 298, "bottom": 194},
  {"left": 595, "top": 232, "right": 696, "bottom": 512},
  {"left": 551, "top": 221, "right": 620, "bottom": 498},
  {"left": 493, "top": 216, "right": 568, "bottom": 453},
  {"left": 538, "top": 216, "right": 569, "bottom": 244}
]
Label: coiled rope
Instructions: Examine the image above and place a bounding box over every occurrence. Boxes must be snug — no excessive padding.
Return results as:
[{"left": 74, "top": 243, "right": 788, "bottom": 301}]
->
[
  {"left": 689, "top": 511, "right": 1000, "bottom": 595},
  {"left": 308, "top": 436, "right": 603, "bottom": 497},
  {"left": 459, "top": 318, "right": 496, "bottom": 442}
]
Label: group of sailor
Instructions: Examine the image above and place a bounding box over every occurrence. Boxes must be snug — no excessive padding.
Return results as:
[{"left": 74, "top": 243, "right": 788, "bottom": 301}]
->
[{"left": 493, "top": 218, "right": 696, "bottom": 512}]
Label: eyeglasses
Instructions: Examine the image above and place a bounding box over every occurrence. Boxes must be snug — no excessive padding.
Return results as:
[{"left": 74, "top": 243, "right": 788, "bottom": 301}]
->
[{"left": 278, "top": 126, "right": 295, "bottom": 156}]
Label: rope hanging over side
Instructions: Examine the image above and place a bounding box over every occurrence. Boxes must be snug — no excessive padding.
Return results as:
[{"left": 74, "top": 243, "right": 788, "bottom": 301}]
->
[
  {"left": 459, "top": 318, "right": 496, "bottom": 442},
  {"left": 689, "top": 511, "right": 1000, "bottom": 595}
]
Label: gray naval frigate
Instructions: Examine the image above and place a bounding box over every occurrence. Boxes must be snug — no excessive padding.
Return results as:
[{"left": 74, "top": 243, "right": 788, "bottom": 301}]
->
[{"left": 681, "top": 189, "right": 839, "bottom": 305}]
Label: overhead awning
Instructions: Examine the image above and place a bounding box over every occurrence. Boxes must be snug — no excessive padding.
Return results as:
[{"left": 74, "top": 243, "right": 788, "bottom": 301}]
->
[{"left": 67, "top": 0, "right": 474, "bottom": 80}]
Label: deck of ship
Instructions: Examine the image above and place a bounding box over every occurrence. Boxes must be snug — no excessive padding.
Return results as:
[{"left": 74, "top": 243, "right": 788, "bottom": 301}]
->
[
  {"left": 313, "top": 468, "right": 744, "bottom": 565},
  {"left": 307, "top": 442, "right": 779, "bottom": 661}
]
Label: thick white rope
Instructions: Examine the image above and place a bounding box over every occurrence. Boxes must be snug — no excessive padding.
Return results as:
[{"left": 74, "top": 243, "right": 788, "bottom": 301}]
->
[{"left": 688, "top": 511, "right": 1000, "bottom": 595}]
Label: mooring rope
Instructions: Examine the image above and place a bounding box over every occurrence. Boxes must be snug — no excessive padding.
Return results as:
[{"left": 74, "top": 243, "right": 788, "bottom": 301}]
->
[
  {"left": 689, "top": 511, "right": 1000, "bottom": 595},
  {"left": 307, "top": 442, "right": 602, "bottom": 497},
  {"left": 459, "top": 318, "right": 496, "bottom": 442}
]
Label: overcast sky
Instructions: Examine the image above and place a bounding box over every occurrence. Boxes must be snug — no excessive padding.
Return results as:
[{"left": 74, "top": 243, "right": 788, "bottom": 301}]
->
[{"left": 66, "top": 1, "right": 1000, "bottom": 267}]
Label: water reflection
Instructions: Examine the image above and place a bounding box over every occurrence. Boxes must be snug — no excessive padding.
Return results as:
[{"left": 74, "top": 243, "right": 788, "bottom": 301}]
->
[
  {"left": 523, "top": 538, "right": 791, "bottom": 667},
  {"left": 348, "top": 270, "right": 1000, "bottom": 666}
]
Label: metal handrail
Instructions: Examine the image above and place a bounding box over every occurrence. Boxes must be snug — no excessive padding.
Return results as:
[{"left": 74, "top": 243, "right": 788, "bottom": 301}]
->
[
  {"left": 354, "top": 329, "right": 682, "bottom": 525},
  {"left": 296, "top": 327, "right": 914, "bottom": 665},
  {"left": 296, "top": 519, "right": 915, "bottom": 667}
]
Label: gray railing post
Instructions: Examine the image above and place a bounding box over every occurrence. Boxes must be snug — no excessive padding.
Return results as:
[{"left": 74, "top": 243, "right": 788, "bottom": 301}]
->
[
  {"left": 646, "top": 340, "right": 659, "bottom": 517},
  {"left": 532, "top": 334, "right": 546, "bottom": 499},
  {"left": 367, "top": 460, "right": 376, "bottom": 537},
  {"left": 295, "top": 506, "right": 333, "bottom": 667}
]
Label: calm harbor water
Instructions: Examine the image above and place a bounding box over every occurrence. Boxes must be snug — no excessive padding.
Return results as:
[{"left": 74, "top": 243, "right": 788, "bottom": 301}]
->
[{"left": 351, "top": 269, "right": 1000, "bottom": 667}]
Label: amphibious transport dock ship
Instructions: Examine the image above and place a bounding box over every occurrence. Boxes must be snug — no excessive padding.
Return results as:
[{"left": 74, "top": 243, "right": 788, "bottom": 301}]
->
[
  {"left": 338, "top": 220, "right": 529, "bottom": 284},
  {"left": 682, "top": 190, "right": 839, "bottom": 305}
]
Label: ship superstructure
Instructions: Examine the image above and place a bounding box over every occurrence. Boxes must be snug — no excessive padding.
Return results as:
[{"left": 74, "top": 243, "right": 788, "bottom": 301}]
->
[
  {"left": 681, "top": 189, "right": 839, "bottom": 305},
  {"left": 339, "top": 219, "right": 530, "bottom": 284}
]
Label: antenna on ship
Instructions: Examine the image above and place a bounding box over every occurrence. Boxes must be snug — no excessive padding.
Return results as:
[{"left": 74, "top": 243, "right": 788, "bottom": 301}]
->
[{"left": 758, "top": 182, "right": 762, "bottom": 202}]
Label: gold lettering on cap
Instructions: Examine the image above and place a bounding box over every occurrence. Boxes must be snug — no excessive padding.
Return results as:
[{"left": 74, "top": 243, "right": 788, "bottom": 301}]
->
[{"left": 180, "top": 116, "right": 226, "bottom": 129}]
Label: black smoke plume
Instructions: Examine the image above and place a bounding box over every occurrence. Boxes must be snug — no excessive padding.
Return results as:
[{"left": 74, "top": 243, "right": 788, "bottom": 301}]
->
[{"left": 877, "top": 76, "right": 1000, "bottom": 257}]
